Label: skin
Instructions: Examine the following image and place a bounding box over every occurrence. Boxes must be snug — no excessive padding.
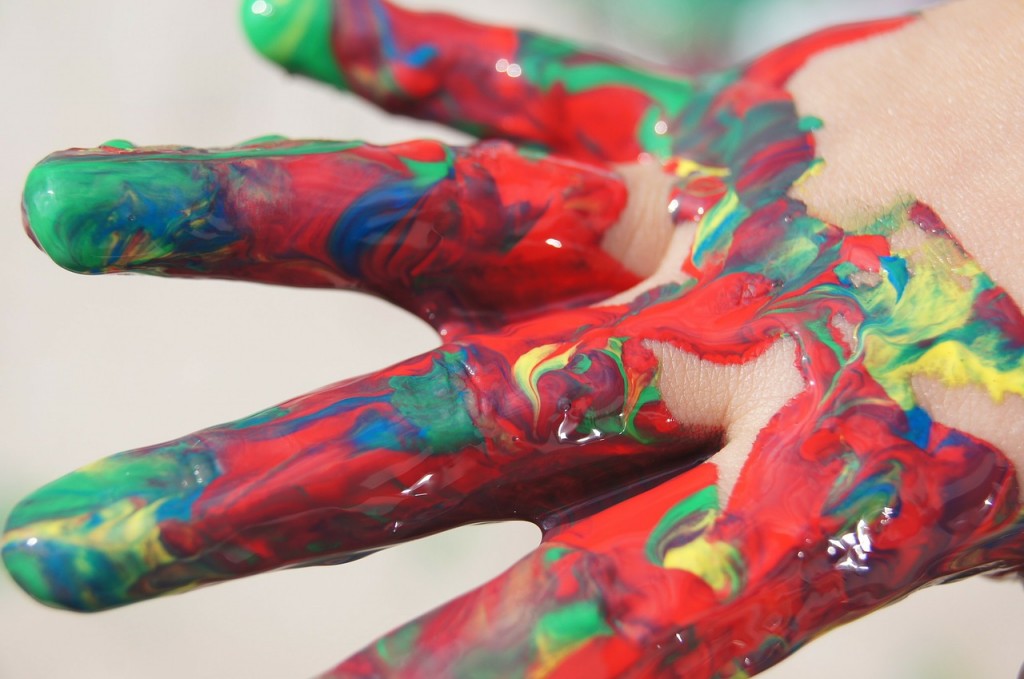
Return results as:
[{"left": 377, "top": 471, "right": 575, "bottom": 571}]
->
[
  {"left": 3, "top": 0, "right": 1024, "bottom": 677},
  {"left": 788, "top": 0, "right": 1024, "bottom": 479}
]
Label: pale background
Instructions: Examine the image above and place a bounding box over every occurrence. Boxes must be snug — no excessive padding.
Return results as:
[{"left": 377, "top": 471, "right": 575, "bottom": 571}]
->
[{"left": 1, "top": 1, "right": 1021, "bottom": 678}]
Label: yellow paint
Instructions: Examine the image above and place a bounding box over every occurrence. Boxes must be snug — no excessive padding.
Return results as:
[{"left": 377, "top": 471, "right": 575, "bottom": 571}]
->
[
  {"left": 860, "top": 213, "right": 1024, "bottom": 408},
  {"left": 791, "top": 158, "right": 824, "bottom": 188},
  {"left": 889, "top": 340, "right": 1024, "bottom": 404},
  {"left": 672, "top": 158, "right": 730, "bottom": 179},
  {"left": 663, "top": 532, "right": 742, "bottom": 601},
  {"left": 692, "top": 188, "right": 743, "bottom": 264},
  {"left": 530, "top": 637, "right": 589, "bottom": 679},
  {"left": 513, "top": 342, "right": 580, "bottom": 424},
  {"left": 4, "top": 497, "right": 176, "bottom": 573}
]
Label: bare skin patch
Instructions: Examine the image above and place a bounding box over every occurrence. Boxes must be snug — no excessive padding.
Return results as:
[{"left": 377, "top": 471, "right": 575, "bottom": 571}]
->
[
  {"left": 648, "top": 338, "right": 804, "bottom": 506},
  {"left": 789, "top": 0, "right": 1024, "bottom": 303},
  {"left": 603, "top": 173, "right": 804, "bottom": 506},
  {"left": 830, "top": 312, "right": 858, "bottom": 351},
  {"left": 890, "top": 221, "right": 974, "bottom": 292},
  {"left": 603, "top": 163, "right": 680, "bottom": 277},
  {"left": 601, "top": 224, "right": 696, "bottom": 307},
  {"left": 847, "top": 269, "right": 882, "bottom": 290},
  {"left": 789, "top": 0, "right": 1024, "bottom": 489},
  {"left": 598, "top": 163, "right": 696, "bottom": 306}
]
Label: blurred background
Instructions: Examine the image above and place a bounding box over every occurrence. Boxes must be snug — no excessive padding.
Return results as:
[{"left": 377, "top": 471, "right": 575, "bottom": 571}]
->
[{"left": 1, "top": 1, "right": 1021, "bottom": 677}]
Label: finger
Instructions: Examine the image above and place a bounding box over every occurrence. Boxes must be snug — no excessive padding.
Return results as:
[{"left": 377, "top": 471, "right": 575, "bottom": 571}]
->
[
  {"left": 22, "top": 138, "right": 639, "bottom": 334},
  {"left": 324, "top": 389, "right": 1024, "bottom": 679},
  {"left": 242, "top": 0, "right": 689, "bottom": 162},
  {"left": 322, "top": 465, "right": 725, "bottom": 679},
  {"left": 1, "top": 305, "right": 715, "bottom": 612}
]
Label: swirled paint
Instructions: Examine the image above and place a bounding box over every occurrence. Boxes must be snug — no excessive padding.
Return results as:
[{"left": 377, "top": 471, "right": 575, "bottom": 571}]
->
[{"left": 4, "top": 2, "right": 1023, "bottom": 677}]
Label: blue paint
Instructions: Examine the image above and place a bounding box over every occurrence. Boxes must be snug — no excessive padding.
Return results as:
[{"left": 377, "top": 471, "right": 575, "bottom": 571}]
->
[
  {"left": 904, "top": 406, "right": 932, "bottom": 449},
  {"left": 328, "top": 179, "right": 433, "bottom": 278},
  {"left": 880, "top": 256, "right": 909, "bottom": 302}
]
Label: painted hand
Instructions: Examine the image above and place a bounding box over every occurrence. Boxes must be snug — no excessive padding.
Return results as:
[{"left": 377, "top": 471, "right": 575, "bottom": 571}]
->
[{"left": 4, "top": 1, "right": 1024, "bottom": 677}]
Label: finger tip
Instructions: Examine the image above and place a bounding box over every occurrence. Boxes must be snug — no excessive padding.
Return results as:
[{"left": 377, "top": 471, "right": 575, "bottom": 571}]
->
[
  {"left": 2, "top": 496, "right": 110, "bottom": 612},
  {"left": 1, "top": 456, "right": 195, "bottom": 612},
  {"left": 22, "top": 146, "right": 231, "bottom": 276},
  {"left": 241, "top": 0, "right": 348, "bottom": 89},
  {"left": 22, "top": 159, "right": 90, "bottom": 274},
  {"left": 22, "top": 150, "right": 141, "bottom": 274},
  {"left": 2, "top": 534, "right": 96, "bottom": 612},
  {"left": 1, "top": 536, "right": 55, "bottom": 607}
]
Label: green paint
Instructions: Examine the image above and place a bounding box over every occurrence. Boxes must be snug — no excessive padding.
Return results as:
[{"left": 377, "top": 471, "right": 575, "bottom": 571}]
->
[
  {"left": 638, "top": 105, "right": 674, "bottom": 158},
  {"left": 518, "top": 35, "right": 696, "bottom": 158},
  {"left": 595, "top": 337, "right": 667, "bottom": 444},
  {"left": 22, "top": 140, "right": 360, "bottom": 273},
  {"left": 846, "top": 205, "right": 1024, "bottom": 408},
  {"left": 23, "top": 155, "right": 217, "bottom": 273},
  {"left": 101, "top": 139, "right": 135, "bottom": 149},
  {"left": 1, "top": 548, "right": 49, "bottom": 603},
  {"left": 543, "top": 545, "right": 573, "bottom": 565},
  {"left": 691, "top": 190, "right": 750, "bottom": 269},
  {"left": 824, "top": 459, "right": 902, "bottom": 534},
  {"left": 854, "top": 200, "right": 911, "bottom": 237},
  {"left": 4, "top": 443, "right": 205, "bottom": 531},
  {"left": 375, "top": 621, "right": 422, "bottom": 666},
  {"left": 241, "top": 0, "right": 347, "bottom": 89},
  {"left": 2, "top": 523, "right": 169, "bottom": 612},
  {"left": 0, "top": 438, "right": 219, "bottom": 610},
  {"left": 401, "top": 150, "right": 455, "bottom": 186},
  {"left": 521, "top": 33, "right": 689, "bottom": 101},
  {"left": 536, "top": 600, "right": 612, "bottom": 649},
  {"left": 797, "top": 116, "right": 823, "bottom": 132},
  {"left": 645, "top": 485, "right": 718, "bottom": 562},
  {"left": 568, "top": 353, "right": 593, "bottom": 375},
  {"left": 39, "top": 139, "right": 359, "bottom": 164},
  {"left": 389, "top": 351, "right": 485, "bottom": 453},
  {"left": 757, "top": 216, "right": 824, "bottom": 282}
]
